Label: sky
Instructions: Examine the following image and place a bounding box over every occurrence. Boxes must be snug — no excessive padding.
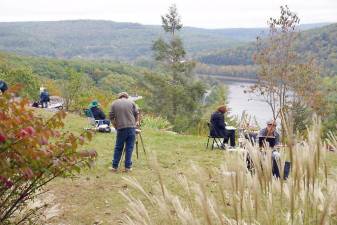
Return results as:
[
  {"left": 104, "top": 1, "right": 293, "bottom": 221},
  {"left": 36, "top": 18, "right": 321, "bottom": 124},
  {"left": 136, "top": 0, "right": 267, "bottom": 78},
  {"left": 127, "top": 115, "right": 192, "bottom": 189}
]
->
[{"left": 0, "top": 0, "right": 336, "bottom": 28}]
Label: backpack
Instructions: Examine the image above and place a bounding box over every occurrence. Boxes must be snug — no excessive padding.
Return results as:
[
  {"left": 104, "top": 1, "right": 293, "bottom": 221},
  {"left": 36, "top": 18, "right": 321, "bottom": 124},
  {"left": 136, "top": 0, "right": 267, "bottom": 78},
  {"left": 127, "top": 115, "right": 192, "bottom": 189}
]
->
[{"left": 32, "top": 101, "right": 39, "bottom": 108}]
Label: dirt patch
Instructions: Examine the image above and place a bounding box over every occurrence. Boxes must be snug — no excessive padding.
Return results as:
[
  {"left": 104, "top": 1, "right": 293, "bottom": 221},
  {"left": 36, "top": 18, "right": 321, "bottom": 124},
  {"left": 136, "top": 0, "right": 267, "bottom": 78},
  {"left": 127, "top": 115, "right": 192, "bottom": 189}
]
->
[{"left": 27, "top": 191, "right": 62, "bottom": 224}]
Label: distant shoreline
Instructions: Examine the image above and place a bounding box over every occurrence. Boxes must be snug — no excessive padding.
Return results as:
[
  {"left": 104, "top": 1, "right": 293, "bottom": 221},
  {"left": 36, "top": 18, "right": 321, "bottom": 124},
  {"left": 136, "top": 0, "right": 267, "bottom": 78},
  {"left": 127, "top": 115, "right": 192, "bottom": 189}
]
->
[{"left": 197, "top": 74, "right": 257, "bottom": 83}]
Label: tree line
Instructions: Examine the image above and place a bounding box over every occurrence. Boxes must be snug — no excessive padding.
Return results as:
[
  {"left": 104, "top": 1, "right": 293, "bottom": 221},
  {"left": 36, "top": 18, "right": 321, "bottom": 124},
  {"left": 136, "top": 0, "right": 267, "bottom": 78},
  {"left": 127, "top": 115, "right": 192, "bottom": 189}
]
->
[{"left": 198, "top": 23, "right": 337, "bottom": 77}]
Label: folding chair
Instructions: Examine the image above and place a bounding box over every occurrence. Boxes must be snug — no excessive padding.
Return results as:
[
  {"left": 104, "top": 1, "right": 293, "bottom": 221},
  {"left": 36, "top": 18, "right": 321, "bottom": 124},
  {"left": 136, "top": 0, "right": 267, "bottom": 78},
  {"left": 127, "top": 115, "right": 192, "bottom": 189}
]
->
[
  {"left": 206, "top": 122, "right": 224, "bottom": 150},
  {"left": 83, "top": 109, "right": 96, "bottom": 126}
]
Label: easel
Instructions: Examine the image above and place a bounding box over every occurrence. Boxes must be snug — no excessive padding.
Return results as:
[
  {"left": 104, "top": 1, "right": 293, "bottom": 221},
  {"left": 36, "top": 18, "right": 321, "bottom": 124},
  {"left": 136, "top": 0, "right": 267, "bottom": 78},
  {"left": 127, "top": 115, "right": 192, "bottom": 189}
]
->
[{"left": 135, "top": 129, "right": 147, "bottom": 159}]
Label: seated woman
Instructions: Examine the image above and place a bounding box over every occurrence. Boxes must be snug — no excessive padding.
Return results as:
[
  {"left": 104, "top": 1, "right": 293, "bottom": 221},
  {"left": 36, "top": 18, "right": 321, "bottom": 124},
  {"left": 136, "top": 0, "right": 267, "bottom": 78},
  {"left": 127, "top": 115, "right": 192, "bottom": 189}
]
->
[
  {"left": 89, "top": 100, "right": 110, "bottom": 126},
  {"left": 210, "top": 105, "right": 236, "bottom": 148}
]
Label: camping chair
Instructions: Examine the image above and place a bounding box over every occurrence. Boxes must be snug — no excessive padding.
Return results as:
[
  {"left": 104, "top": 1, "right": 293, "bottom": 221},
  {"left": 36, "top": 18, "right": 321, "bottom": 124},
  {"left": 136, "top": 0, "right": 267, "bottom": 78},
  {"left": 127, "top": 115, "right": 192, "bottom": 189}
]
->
[
  {"left": 84, "top": 108, "right": 96, "bottom": 125},
  {"left": 206, "top": 122, "right": 224, "bottom": 150}
]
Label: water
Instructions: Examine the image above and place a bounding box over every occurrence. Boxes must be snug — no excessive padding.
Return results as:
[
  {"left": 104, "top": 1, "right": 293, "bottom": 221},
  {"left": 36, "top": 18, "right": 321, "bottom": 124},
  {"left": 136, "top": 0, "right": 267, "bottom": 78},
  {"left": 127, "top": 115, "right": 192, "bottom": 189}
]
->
[{"left": 225, "top": 81, "right": 273, "bottom": 127}]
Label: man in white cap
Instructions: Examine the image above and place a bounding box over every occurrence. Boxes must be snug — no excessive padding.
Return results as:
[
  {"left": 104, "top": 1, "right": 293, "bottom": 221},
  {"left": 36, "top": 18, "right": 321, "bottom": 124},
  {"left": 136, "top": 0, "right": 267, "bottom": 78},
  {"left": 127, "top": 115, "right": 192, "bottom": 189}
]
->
[{"left": 109, "top": 92, "right": 139, "bottom": 172}]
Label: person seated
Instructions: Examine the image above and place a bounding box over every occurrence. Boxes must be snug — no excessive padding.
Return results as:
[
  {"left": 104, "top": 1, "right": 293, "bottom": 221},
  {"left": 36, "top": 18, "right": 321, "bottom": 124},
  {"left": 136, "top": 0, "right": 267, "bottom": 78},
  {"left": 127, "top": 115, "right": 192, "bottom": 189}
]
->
[
  {"left": 40, "top": 89, "right": 50, "bottom": 108},
  {"left": 248, "top": 120, "right": 290, "bottom": 179},
  {"left": 210, "top": 105, "right": 236, "bottom": 148},
  {"left": 0, "top": 80, "right": 8, "bottom": 94},
  {"left": 89, "top": 100, "right": 110, "bottom": 126},
  {"left": 257, "top": 119, "right": 280, "bottom": 148}
]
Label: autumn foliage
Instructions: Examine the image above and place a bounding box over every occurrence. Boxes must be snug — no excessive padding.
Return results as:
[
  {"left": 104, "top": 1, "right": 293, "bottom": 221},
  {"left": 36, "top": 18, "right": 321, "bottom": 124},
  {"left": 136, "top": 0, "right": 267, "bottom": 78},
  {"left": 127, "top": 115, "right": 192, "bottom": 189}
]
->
[{"left": 0, "top": 86, "right": 96, "bottom": 224}]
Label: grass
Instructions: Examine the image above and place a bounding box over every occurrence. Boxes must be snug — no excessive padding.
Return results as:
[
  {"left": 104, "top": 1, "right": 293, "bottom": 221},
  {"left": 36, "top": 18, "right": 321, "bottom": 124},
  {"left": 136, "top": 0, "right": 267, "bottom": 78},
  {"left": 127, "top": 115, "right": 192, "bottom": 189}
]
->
[
  {"left": 38, "top": 111, "right": 337, "bottom": 225},
  {"left": 42, "top": 111, "right": 227, "bottom": 224}
]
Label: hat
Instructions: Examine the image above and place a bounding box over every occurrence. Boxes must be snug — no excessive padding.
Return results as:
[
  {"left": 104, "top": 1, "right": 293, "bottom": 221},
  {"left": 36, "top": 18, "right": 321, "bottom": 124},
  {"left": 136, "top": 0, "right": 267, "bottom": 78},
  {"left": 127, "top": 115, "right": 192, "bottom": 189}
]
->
[
  {"left": 217, "top": 105, "right": 227, "bottom": 113},
  {"left": 267, "top": 119, "right": 277, "bottom": 126},
  {"left": 89, "top": 100, "right": 99, "bottom": 108},
  {"left": 118, "top": 92, "right": 129, "bottom": 99}
]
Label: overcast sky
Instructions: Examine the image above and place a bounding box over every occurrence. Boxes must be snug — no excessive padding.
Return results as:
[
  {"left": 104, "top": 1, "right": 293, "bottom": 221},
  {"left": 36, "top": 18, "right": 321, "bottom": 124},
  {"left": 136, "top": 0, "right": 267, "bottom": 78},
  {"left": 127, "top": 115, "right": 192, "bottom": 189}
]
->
[{"left": 0, "top": 0, "right": 336, "bottom": 28}]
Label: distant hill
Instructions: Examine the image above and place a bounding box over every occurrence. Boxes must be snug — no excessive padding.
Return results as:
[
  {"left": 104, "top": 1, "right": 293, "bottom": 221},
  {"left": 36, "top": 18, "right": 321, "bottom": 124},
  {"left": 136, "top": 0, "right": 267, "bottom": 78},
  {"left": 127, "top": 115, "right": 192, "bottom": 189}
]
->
[
  {"left": 197, "top": 23, "right": 337, "bottom": 76},
  {"left": 0, "top": 20, "right": 329, "bottom": 61}
]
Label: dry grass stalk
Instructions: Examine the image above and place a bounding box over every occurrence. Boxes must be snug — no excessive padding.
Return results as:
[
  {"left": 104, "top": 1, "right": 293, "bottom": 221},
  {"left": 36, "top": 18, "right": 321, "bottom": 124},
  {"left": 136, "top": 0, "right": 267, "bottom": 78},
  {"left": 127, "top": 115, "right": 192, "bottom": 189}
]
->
[{"left": 120, "top": 118, "right": 337, "bottom": 225}]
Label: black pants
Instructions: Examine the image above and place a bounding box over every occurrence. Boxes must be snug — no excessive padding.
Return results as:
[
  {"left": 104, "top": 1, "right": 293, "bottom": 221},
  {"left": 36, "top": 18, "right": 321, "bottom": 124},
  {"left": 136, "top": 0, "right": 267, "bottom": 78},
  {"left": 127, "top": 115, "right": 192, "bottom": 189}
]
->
[{"left": 223, "top": 129, "right": 236, "bottom": 147}]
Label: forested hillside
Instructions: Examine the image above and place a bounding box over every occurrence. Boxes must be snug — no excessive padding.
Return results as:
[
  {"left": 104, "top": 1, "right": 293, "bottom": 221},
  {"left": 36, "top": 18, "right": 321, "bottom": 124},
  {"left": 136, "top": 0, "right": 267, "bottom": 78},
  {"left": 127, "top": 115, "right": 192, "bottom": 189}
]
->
[
  {"left": 0, "top": 20, "right": 255, "bottom": 60},
  {"left": 198, "top": 23, "right": 337, "bottom": 76},
  {"left": 0, "top": 51, "right": 147, "bottom": 96},
  {"left": 0, "top": 20, "right": 328, "bottom": 61}
]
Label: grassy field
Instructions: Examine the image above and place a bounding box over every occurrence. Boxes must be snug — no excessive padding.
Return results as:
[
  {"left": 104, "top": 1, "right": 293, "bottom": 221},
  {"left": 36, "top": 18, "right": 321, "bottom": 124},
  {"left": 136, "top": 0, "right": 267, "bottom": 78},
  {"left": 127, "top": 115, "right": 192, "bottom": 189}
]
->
[
  {"left": 43, "top": 111, "right": 226, "bottom": 224},
  {"left": 40, "top": 111, "right": 337, "bottom": 225}
]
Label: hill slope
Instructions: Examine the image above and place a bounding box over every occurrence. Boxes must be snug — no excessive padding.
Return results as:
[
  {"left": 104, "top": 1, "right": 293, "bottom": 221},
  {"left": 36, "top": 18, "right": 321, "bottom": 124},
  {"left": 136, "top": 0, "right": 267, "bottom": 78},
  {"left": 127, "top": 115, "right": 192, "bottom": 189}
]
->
[
  {"left": 0, "top": 20, "right": 328, "bottom": 61},
  {"left": 197, "top": 23, "right": 337, "bottom": 76}
]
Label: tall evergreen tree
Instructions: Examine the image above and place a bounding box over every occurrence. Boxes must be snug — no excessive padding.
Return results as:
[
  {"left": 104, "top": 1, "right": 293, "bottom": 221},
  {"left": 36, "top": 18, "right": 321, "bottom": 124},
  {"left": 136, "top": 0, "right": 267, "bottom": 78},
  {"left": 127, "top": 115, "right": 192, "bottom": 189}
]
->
[{"left": 143, "top": 4, "right": 205, "bottom": 131}]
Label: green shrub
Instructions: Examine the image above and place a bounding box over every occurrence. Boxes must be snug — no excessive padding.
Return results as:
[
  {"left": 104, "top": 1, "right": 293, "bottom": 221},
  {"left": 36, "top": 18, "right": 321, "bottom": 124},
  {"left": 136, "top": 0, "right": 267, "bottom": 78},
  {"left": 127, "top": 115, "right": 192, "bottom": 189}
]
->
[
  {"left": 0, "top": 87, "right": 96, "bottom": 224},
  {"left": 141, "top": 115, "right": 172, "bottom": 130}
]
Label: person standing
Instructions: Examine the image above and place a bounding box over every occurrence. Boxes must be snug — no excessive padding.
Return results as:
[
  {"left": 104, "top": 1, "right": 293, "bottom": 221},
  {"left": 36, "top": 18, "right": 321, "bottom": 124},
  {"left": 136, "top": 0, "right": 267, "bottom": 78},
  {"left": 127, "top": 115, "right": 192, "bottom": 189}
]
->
[
  {"left": 40, "top": 89, "right": 50, "bottom": 108},
  {"left": 109, "top": 92, "right": 139, "bottom": 172}
]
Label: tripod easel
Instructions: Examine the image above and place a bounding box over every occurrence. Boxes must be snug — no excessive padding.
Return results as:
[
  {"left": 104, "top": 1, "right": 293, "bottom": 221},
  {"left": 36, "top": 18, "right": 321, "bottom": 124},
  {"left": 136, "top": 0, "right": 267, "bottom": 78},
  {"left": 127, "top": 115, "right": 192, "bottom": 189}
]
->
[{"left": 135, "top": 129, "right": 147, "bottom": 159}]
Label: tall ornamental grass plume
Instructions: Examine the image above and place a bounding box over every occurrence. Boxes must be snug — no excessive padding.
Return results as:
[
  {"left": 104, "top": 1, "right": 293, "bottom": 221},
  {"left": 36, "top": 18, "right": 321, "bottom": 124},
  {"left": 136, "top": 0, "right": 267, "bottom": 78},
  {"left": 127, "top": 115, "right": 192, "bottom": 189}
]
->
[
  {"left": 0, "top": 86, "right": 96, "bottom": 224},
  {"left": 120, "top": 117, "right": 337, "bottom": 225}
]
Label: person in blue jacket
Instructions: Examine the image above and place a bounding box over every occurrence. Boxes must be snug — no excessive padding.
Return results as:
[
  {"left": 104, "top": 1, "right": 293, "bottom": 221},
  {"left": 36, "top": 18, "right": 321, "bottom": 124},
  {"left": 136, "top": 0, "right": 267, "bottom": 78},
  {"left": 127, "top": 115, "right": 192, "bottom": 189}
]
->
[{"left": 40, "top": 89, "right": 50, "bottom": 108}]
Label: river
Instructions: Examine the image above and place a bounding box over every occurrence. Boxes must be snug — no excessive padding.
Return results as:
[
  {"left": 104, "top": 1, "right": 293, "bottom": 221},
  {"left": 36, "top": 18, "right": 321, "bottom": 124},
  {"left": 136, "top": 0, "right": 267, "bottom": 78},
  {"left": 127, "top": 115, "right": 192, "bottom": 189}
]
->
[{"left": 225, "top": 81, "right": 273, "bottom": 127}]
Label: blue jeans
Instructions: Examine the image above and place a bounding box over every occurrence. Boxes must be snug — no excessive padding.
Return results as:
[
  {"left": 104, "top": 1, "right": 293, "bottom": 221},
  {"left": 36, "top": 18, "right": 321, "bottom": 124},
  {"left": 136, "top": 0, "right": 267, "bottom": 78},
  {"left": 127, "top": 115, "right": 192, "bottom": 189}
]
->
[
  {"left": 112, "top": 128, "right": 136, "bottom": 169},
  {"left": 41, "top": 101, "right": 48, "bottom": 108}
]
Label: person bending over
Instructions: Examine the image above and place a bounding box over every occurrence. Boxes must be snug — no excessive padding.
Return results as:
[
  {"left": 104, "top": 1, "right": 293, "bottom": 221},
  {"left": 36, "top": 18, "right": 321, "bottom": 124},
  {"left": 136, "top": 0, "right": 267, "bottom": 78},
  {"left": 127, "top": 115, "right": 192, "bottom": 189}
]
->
[
  {"left": 109, "top": 92, "right": 139, "bottom": 172},
  {"left": 210, "top": 105, "right": 235, "bottom": 148}
]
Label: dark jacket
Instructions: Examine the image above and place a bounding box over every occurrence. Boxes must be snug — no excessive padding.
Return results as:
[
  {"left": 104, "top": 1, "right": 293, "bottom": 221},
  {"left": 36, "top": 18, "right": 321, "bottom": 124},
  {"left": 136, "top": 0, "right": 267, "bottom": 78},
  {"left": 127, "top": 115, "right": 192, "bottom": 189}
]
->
[
  {"left": 91, "top": 106, "right": 106, "bottom": 120},
  {"left": 0, "top": 80, "right": 8, "bottom": 93},
  {"left": 40, "top": 91, "right": 50, "bottom": 102},
  {"left": 210, "top": 111, "right": 227, "bottom": 137},
  {"left": 258, "top": 128, "right": 280, "bottom": 145}
]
